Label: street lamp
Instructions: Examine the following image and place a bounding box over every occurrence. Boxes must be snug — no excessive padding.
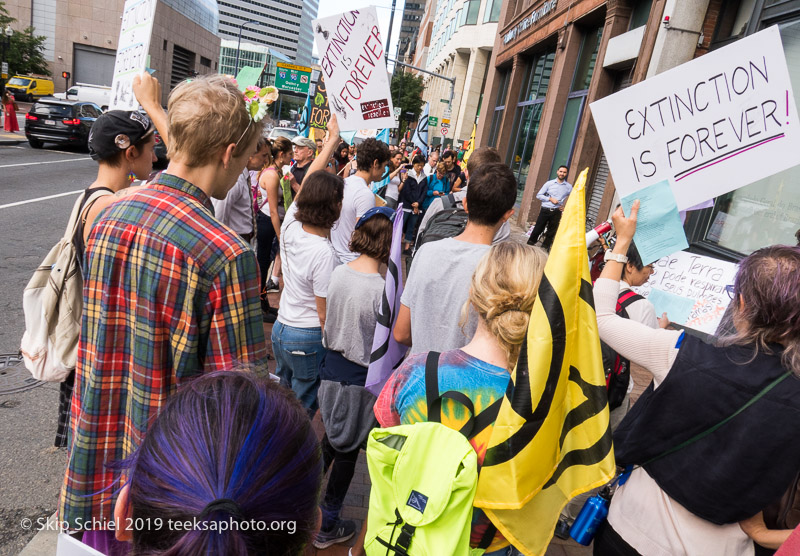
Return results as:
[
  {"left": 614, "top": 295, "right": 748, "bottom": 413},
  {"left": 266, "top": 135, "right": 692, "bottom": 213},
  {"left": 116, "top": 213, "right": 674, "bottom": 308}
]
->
[
  {"left": 233, "top": 21, "right": 266, "bottom": 76},
  {"left": 1, "top": 25, "right": 13, "bottom": 97}
]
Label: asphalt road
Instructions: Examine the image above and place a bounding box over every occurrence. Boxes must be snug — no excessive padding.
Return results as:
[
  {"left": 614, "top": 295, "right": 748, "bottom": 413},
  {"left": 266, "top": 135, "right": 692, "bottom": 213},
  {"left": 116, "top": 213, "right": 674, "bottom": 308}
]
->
[{"left": 0, "top": 142, "right": 98, "bottom": 554}]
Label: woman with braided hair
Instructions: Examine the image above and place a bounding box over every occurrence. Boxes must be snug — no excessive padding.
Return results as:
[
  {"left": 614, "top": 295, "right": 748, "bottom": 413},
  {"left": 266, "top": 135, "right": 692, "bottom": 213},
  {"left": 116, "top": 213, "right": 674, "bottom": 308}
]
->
[{"left": 375, "top": 241, "right": 548, "bottom": 555}]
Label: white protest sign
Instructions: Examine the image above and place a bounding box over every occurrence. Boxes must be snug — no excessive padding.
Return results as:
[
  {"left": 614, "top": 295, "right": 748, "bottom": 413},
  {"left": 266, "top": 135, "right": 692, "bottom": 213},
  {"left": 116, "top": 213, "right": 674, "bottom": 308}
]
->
[
  {"left": 591, "top": 26, "right": 800, "bottom": 211},
  {"left": 313, "top": 8, "right": 396, "bottom": 131},
  {"left": 109, "top": 0, "right": 157, "bottom": 110},
  {"left": 632, "top": 251, "right": 738, "bottom": 334}
]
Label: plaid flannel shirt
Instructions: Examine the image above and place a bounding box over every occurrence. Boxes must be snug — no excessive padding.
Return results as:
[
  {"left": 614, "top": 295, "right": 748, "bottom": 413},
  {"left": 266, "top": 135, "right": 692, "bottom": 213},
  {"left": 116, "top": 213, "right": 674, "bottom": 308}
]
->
[{"left": 59, "top": 174, "right": 267, "bottom": 528}]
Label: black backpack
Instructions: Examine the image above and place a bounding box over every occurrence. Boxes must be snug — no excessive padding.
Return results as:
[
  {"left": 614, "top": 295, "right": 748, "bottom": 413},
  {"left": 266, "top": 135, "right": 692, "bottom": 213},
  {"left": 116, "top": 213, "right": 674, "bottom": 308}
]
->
[
  {"left": 601, "top": 289, "right": 644, "bottom": 410},
  {"left": 407, "top": 194, "right": 468, "bottom": 271}
]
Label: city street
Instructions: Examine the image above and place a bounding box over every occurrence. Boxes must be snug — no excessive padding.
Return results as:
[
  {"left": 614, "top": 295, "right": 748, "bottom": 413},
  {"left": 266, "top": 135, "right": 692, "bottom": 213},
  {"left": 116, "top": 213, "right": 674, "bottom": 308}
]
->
[{"left": 0, "top": 141, "right": 97, "bottom": 554}]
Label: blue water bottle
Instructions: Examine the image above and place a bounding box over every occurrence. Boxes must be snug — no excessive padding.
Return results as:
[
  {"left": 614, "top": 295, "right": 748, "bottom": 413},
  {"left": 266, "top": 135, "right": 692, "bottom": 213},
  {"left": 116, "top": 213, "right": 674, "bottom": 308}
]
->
[{"left": 569, "top": 487, "right": 611, "bottom": 545}]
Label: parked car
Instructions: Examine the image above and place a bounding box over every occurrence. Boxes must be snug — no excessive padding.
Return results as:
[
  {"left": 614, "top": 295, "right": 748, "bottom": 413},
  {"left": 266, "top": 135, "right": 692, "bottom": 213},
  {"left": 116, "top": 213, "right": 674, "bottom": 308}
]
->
[
  {"left": 25, "top": 99, "right": 102, "bottom": 150},
  {"left": 268, "top": 126, "right": 299, "bottom": 140},
  {"left": 53, "top": 83, "right": 112, "bottom": 110},
  {"left": 6, "top": 75, "right": 55, "bottom": 102}
]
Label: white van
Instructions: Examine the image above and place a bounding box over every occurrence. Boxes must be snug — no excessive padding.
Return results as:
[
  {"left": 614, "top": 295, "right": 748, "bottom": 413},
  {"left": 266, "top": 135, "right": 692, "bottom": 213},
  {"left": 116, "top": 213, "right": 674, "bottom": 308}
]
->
[{"left": 54, "top": 84, "right": 112, "bottom": 110}]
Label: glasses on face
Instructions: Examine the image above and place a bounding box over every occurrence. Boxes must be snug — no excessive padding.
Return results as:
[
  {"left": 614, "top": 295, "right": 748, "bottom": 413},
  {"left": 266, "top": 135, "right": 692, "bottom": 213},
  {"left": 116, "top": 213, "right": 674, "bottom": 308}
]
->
[{"left": 725, "top": 284, "right": 736, "bottom": 299}]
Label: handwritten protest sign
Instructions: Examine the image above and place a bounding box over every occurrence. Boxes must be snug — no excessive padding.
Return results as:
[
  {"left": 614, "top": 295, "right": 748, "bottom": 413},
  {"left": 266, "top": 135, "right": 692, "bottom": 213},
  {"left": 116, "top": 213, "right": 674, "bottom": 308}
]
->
[
  {"left": 312, "top": 8, "right": 396, "bottom": 131},
  {"left": 310, "top": 77, "right": 330, "bottom": 130},
  {"left": 109, "top": 0, "right": 158, "bottom": 110},
  {"left": 591, "top": 26, "right": 800, "bottom": 211},
  {"left": 632, "top": 251, "right": 738, "bottom": 334}
]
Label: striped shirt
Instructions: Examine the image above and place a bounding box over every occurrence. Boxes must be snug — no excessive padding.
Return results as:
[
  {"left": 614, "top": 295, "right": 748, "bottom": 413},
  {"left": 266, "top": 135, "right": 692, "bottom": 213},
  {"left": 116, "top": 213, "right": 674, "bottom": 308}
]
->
[{"left": 59, "top": 173, "right": 267, "bottom": 528}]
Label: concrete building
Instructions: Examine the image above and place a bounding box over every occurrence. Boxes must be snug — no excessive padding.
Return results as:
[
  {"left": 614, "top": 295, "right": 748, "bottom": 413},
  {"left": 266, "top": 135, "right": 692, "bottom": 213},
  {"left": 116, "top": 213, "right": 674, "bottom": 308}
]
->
[
  {"left": 416, "top": 0, "right": 502, "bottom": 148},
  {"left": 216, "top": 0, "right": 316, "bottom": 66},
  {"left": 476, "top": 0, "right": 800, "bottom": 260},
  {"left": 399, "top": 1, "right": 425, "bottom": 62},
  {"left": 4, "top": 0, "right": 220, "bottom": 102}
]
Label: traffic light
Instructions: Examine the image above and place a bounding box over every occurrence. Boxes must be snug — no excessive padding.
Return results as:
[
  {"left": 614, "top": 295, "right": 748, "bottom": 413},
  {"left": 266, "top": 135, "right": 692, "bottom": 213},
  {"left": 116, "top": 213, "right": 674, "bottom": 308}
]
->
[{"left": 62, "top": 71, "right": 70, "bottom": 79}]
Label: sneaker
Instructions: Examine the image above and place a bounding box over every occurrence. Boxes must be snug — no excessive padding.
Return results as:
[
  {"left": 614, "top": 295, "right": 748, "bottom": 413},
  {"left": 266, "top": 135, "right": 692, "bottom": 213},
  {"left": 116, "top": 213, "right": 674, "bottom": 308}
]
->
[
  {"left": 313, "top": 519, "right": 356, "bottom": 549},
  {"left": 265, "top": 278, "right": 280, "bottom": 293}
]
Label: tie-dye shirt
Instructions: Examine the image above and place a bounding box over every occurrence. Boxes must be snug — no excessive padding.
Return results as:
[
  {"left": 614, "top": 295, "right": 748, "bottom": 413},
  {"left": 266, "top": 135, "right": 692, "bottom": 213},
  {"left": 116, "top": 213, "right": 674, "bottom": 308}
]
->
[{"left": 374, "top": 348, "right": 511, "bottom": 550}]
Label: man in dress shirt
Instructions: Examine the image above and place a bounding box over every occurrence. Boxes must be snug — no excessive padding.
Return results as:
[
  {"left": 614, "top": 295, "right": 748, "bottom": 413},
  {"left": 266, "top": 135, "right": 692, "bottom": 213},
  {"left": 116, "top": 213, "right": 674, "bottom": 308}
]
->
[{"left": 527, "top": 165, "right": 572, "bottom": 251}]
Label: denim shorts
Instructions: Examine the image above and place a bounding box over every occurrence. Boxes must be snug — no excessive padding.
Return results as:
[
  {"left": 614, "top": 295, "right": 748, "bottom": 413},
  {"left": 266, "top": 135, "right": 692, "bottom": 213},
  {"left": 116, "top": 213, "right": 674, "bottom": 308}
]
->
[{"left": 271, "top": 321, "right": 324, "bottom": 414}]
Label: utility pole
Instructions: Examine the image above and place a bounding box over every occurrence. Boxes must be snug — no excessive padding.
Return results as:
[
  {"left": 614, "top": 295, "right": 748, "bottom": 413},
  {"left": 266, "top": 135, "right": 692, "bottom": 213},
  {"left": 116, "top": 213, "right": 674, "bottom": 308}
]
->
[{"left": 385, "top": 0, "right": 397, "bottom": 65}]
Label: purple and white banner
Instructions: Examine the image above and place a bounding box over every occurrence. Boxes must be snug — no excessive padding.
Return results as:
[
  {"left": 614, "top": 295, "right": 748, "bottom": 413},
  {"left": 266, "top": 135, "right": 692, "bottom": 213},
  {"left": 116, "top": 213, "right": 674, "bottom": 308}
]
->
[{"left": 365, "top": 205, "right": 407, "bottom": 395}]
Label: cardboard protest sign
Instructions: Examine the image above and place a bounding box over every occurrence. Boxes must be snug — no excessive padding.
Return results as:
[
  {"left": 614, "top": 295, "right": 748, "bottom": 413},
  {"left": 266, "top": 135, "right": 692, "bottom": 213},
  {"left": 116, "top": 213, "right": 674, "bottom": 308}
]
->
[
  {"left": 632, "top": 251, "right": 738, "bottom": 334},
  {"left": 109, "top": 0, "right": 158, "bottom": 110},
  {"left": 312, "top": 8, "right": 396, "bottom": 131},
  {"left": 310, "top": 76, "right": 330, "bottom": 130},
  {"left": 591, "top": 26, "right": 800, "bottom": 211}
]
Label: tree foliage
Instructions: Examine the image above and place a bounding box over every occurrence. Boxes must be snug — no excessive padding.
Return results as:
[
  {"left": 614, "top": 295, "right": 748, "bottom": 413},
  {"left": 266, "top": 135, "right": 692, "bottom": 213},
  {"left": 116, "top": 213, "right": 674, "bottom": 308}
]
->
[
  {"left": 0, "top": 2, "right": 51, "bottom": 77},
  {"left": 390, "top": 70, "right": 425, "bottom": 137}
]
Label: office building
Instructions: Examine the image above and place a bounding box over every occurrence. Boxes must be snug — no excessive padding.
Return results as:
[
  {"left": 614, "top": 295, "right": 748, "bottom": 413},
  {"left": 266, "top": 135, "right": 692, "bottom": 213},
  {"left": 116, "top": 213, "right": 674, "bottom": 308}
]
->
[{"left": 216, "top": 0, "right": 317, "bottom": 66}]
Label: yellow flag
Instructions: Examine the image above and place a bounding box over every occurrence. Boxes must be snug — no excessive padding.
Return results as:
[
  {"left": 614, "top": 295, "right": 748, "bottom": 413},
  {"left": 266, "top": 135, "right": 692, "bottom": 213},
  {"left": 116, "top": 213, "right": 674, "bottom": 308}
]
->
[
  {"left": 463, "top": 124, "right": 476, "bottom": 164},
  {"left": 474, "top": 168, "right": 615, "bottom": 556}
]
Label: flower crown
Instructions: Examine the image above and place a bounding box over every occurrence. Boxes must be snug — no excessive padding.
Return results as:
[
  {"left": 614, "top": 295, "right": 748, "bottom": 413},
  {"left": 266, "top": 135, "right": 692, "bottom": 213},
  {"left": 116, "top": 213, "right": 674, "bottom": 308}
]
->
[{"left": 243, "top": 85, "right": 279, "bottom": 122}]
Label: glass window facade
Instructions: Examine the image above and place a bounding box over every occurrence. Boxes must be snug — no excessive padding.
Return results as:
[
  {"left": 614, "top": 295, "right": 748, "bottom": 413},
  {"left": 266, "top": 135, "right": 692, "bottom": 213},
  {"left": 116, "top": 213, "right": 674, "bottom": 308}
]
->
[
  {"left": 508, "top": 50, "right": 555, "bottom": 196},
  {"left": 488, "top": 69, "right": 510, "bottom": 146},
  {"left": 484, "top": 0, "right": 502, "bottom": 22},
  {"left": 162, "top": 0, "right": 219, "bottom": 34},
  {"left": 549, "top": 26, "right": 603, "bottom": 176}
]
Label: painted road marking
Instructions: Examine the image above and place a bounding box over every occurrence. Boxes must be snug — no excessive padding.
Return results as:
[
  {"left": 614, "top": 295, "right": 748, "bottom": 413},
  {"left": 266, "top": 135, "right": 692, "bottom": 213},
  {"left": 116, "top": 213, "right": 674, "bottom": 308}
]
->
[
  {"left": 0, "top": 157, "right": 92, "bottom": 169},
  {"left": 0, "top": 189, "right": 83, "bottom": 210}
]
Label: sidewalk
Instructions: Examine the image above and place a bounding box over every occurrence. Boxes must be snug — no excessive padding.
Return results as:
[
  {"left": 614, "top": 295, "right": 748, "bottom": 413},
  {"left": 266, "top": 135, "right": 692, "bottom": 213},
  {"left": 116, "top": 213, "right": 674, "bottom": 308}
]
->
[{"left": 0, "top": 130, "right": 25, "bottom": 145}]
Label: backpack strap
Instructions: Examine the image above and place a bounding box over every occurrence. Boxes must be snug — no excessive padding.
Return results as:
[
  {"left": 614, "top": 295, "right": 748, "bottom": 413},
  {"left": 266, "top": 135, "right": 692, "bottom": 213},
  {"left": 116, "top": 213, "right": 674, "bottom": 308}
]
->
[
  {"left": 424, "top": 351, "right": 503, "bottom": 439},
  {"left": 440, "top": 193, "right": 458, "bottom": 210},
  {"left": 616, "top": 289, "right": 644, "bottom": 318},
  {"left": 476, "top": 523, "right": 498, "bottom": 550}
]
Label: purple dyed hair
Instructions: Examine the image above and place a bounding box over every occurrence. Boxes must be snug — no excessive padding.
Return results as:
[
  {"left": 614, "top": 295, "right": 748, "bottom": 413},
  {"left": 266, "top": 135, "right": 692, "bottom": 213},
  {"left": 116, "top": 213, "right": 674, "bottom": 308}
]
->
[
  {"left": 721, "top": 245, "right": 800, "bottom": 374},
  {"left": 123, "top": 371, "right": 322, "bottom": 555}
]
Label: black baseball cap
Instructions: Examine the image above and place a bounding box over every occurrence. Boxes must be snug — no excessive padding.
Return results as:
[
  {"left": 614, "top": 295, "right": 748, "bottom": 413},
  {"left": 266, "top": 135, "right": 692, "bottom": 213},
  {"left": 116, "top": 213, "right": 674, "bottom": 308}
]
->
[{"left": 88, "top": 110, "right": 154, "bottom": 161}]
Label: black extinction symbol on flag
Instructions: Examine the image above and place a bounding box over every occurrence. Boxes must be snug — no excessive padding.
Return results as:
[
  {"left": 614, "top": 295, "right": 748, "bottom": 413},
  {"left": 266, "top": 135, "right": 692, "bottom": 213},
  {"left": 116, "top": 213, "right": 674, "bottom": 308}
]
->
[{"left": 482, "top": 276, "right": 612, "bottom": 470}]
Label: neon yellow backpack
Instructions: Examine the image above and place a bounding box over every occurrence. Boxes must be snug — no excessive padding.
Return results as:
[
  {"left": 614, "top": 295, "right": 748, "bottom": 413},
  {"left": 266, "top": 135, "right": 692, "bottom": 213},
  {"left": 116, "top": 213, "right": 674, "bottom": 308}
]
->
[{"left": 365, "top": 352, "right": 502, "bottom": 556}]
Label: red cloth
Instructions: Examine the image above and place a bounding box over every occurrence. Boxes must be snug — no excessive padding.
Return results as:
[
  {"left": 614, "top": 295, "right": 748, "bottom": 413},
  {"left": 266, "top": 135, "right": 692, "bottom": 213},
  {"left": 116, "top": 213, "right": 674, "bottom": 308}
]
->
[{"left": 3, "top": 102, "right": 19, "bottom": 132}]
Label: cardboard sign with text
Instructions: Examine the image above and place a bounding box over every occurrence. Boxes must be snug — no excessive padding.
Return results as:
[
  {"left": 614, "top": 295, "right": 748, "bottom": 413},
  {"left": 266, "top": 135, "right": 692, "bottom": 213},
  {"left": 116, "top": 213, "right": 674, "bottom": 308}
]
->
[
  {"left": 632, "top": 251, "right": 739, "bottom": 334},
  {"left": 312, "top": 8, "right": 396, "bottom": 131},
  {"left": 310, "top": 77, "right": 330, "bottom": 130},
  {"left": 591, "top": 26, "right": 800, "bottom": 210},
  {"left": 109, "top": 0, "right": 158, "bottom": 110}
]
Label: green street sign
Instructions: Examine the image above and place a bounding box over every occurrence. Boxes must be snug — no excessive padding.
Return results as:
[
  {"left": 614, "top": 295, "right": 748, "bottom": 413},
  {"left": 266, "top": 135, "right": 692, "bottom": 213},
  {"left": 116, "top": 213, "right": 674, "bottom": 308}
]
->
[
  {"left": 440, "top": 99, "right": 449, "bottom": 103},
  {"left": 428, "top": 116, "right": 438, "bottom": 126},
  {"left": 275, "top": 62, "right": 312, "bottom": 94}
]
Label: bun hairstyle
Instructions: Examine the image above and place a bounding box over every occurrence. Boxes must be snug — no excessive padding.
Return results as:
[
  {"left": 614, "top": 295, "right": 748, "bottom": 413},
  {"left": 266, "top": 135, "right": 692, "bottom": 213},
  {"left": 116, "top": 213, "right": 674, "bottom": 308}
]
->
[
  {"left": 121, "top": 371, "right": 322, "bottom": 555},
  {"left": 464, "top": 242, "right": 548, "bottom": 370}
]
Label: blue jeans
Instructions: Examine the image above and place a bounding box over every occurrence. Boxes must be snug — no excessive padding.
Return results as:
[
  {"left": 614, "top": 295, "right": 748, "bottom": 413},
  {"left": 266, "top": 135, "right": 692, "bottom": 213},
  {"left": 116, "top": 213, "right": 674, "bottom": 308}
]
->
[{"left": 271, "top": 321, "right": 324, "bottom": 415}]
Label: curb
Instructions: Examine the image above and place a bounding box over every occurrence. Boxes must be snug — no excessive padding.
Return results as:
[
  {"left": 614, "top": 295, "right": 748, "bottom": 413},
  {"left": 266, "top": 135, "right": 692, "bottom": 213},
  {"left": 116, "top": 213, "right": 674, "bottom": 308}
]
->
[{"left": 0, "top": 138, "right": 25, "bottom": 146}]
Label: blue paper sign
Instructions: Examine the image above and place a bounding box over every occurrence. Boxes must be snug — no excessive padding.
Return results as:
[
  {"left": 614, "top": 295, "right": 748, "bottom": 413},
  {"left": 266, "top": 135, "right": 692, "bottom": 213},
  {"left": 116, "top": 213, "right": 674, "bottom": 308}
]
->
[
  {"left": 621, "top": 179, "right": 688, "bottom": 265},
  {"left": 646, "top": 288, "right": 696, "bottom": 325}
]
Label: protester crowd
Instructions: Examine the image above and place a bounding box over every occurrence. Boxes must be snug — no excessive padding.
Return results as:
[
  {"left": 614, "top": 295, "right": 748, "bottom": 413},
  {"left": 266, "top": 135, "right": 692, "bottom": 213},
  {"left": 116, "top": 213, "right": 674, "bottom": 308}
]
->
[{"left": 34, "top": 72, "right": 800, "bottom": 556}]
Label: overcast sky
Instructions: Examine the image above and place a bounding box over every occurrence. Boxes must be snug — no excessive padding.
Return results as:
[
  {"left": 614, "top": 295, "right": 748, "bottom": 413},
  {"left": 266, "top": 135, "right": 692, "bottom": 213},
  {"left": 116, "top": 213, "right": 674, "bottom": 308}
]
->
[{"left": 313, "top": 1, "right": 408, "bottom": 68}]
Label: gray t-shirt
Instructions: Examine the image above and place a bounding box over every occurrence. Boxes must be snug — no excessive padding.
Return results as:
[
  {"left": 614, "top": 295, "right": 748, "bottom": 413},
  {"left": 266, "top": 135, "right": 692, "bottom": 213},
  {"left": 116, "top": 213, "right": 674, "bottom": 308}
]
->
[
  {"left": 323, "top": 264, "right": 385, "bottom": 367},
  {"left": 400, "top": 237, "right": 490, "bottom": 355}
]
